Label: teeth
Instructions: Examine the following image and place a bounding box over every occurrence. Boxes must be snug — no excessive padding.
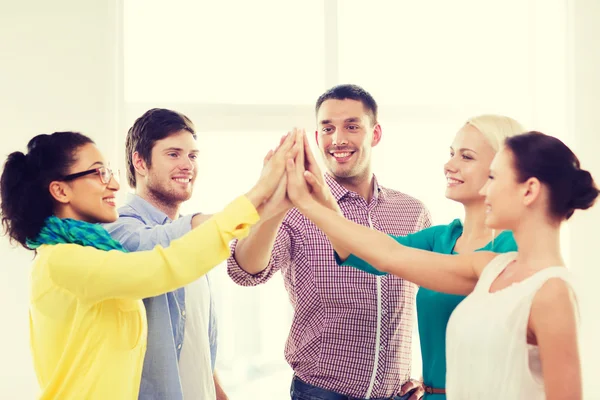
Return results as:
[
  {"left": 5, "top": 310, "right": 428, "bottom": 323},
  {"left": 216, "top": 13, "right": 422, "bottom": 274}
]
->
[
  {"left": 174, "top": 178, "right": 190, "bottom": 183},
  {"left": 332, "top": 152, "right": 352, "bottom": 158},
  {"left": 104, "top": 198, "right": 115, "bottom": 205},
  {"left": 447, "top": 178, "right": 462, "bottom": 184}
]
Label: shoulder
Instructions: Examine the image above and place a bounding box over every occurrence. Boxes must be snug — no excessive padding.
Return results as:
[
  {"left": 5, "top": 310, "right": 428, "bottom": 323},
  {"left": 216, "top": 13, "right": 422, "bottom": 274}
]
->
[
  {"left": 530, "top": 270, "right": 579, "bottom": 333},
  {"left": 532, "top": 272, "right": 577, "bottom": 313},
  {"left": 379, "top": 186, "right": 428, "bottom": 210}
]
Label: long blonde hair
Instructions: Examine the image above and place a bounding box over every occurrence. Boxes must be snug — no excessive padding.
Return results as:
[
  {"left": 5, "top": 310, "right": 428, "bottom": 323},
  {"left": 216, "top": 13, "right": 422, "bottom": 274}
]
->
[{"left": 465, "top": 114, "right": 525, "bottom": 152}]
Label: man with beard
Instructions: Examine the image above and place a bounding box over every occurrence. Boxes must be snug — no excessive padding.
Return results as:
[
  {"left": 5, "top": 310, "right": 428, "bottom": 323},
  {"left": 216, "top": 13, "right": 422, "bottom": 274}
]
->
[
  {"left": 228, "top": 84, "right": 431, "bottom": 400},
  {"left": 105, "top": 108, "right": 227, "bottom": 400}
]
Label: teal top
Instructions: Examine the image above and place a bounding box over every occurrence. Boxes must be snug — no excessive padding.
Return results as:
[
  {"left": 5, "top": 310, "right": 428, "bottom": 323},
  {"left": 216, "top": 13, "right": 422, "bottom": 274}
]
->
[{"left": 338, "top": 219, "right": 517, "bottom": 399}]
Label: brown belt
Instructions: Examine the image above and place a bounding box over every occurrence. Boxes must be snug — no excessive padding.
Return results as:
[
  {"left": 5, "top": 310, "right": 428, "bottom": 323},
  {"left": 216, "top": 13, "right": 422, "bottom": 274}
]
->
[{"left": 423, "top": 384, "right": 446, "bottom": 395}]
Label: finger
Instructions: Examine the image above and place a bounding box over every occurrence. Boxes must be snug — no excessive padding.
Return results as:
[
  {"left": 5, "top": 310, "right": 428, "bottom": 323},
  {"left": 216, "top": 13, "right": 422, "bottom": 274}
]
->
[
  {"left": 291, "top": 130, "right": 304, "bottom": 164},
  {"left": 303, "top": 131, "right": 318, "bottom": 169},
  {"left": 410, "top": 388, "right": 425, "bottom": 400},
  {"left": 400, "top": 381, "right": 416, "bottom": 395},
  {"left": 274, "top": 131, "right": 295, "bottom": 157},
  {"left": 263, "top": 149, "right": 274, "bottom": 167},
  {"left": 295, "top": 128, "right": 305, "bottom": 169},
  {"left": 286, "top": 158, "right": 300, "bottom": 189},
  {"left": 304, "top": 171, "right": 325, "bottom": 198}
]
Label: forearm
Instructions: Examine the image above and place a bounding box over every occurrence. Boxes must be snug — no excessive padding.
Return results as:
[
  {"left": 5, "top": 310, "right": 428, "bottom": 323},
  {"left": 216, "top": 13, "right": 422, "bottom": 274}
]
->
[
  {"left": 233, "top": 213, "right": 286, "bottom": 275},
  {"left": 299, "top": 200, "right": 479, "bottom": 294}
]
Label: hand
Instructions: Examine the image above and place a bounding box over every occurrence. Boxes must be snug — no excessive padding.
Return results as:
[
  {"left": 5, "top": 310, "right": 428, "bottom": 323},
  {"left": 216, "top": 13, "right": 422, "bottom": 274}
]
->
[
  {"left": 400, "top": 379, "right": 425, "bottom": 400},
  {"left": 285, "top": 131, "right": 316, "bottom": 211},
  {"left": 301, "top": 133, "right": 341, "bottom": 214},
  {"left": 259, "top": 160, "right": 292, "bottom": 221},
  {"left": 246, "top": 130, "right": 298, "bottom": 210}
]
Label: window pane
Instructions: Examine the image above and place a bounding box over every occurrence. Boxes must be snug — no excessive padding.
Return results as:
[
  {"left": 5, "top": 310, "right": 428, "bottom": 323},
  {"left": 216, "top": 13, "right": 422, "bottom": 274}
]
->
[
  {"left": 338, "top": 0, "right": 531, "bottom": 112},
  {"left": 125, "top": 0, "right": 325, "bottom": 104}
]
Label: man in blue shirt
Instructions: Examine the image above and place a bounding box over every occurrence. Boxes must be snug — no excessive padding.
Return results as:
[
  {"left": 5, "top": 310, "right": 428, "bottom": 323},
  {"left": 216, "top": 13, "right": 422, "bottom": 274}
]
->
[{"left": 105, "top": 108, "right": 227, "bottom": 400}]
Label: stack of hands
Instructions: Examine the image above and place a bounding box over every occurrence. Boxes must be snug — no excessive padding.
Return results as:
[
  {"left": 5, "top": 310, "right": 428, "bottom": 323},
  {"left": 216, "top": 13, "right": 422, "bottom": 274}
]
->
[{"left": 245, "top": 128, "right": 341, "bottom": 219}]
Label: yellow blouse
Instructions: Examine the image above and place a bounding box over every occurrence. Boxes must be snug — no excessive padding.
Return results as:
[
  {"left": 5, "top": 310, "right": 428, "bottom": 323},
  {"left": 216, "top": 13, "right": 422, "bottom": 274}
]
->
[{"left": 29, "top": 196, "right": 258, "bottom": 399}]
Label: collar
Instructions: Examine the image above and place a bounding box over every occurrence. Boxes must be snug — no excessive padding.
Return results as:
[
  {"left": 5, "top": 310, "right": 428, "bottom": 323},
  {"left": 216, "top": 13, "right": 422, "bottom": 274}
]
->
[
  {"left": 123, "top": 193, "right": 173, "bottom": 225},
  {"left": 324, "top": 173, "right": 383, "bottom": 203}
]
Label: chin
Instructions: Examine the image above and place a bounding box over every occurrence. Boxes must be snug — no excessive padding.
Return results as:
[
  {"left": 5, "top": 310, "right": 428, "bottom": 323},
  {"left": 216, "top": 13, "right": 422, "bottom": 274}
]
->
[
  {"left": 95, "top": 209, "right": 119, "bottom": 224},
  {"left": 484, "top": 214, "right": 505, "bottom": 230}
]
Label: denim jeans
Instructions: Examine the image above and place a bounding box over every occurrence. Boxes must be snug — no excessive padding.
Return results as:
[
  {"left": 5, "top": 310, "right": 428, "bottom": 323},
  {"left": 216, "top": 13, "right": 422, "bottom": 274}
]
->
[{"left": 290, "top": 376, "right": 414, "bottom": 400}]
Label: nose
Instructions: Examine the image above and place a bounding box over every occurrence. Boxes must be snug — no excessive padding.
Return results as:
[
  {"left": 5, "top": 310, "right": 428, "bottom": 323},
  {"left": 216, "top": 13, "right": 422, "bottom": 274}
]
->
[
  {"left": 479, "top": 179, "right": 489, "bottom": 196},
  {"left": 180, "top": 155, "right": 196, "bottom": 171},
  {"left": 332, "top": 129, "right": 349, "bottom": 146},
  {"left": 108, "top": 174, "right": 120, "bottom": 191},
  {"left": 444, "top": 157, "right": 459, "bottom": 175}
]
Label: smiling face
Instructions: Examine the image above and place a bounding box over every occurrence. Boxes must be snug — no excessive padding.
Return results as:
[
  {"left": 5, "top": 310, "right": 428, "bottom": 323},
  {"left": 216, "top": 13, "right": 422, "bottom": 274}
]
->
[
  {"left": 136, "top": 130, "right": 199, "bottom": 206},
  {"left": 315, "top": 98, "right": 381, "bottom": 182},
  {"left": 479, "top": 148, "right": 527, "bottom": 230},
  {"left": 51, "top": 142, "right": 120, "bottom": 223},
  {"left": 444, "top": 123, "right": 497, "bottom": 206}
]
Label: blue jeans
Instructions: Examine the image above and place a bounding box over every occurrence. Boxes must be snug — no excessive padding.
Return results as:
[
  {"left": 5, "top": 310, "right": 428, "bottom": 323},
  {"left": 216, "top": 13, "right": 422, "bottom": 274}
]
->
[{"left": 290, "top": 376, "right": 414, "bottom": 400}]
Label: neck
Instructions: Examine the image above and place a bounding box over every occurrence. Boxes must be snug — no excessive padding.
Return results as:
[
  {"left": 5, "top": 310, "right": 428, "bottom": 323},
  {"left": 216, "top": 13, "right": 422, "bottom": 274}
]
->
[
  {"left": 136, "top": 186, "right": 181, "bottom": 220},
  {"left": 512, "top": 216, "right": 564, "bottom": 269},
  {"left": 461, "top": 201, "right": 495, "bottom": 242},
  {"left": 55, "top": 208, "right": 87, "bottom": 222},
  {"left": 335, "top": 171, "right": 374, "bottom": 202}
]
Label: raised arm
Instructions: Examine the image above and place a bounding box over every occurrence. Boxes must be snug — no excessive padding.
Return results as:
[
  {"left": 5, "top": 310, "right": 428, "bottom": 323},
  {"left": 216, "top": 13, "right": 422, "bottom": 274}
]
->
[
  {"left": 106, "top": 212, "right": 211, "bottom": 251},
  {"left": 46, "top": 196, "right": 259, "bottom": 304},
  {"left": 46, "top": 130, "right": 299, "bottom": 303},
  {"left": 231, "top": 130, "right": 300, "bottom": 275},
  {"left": 285, "top": 134, "right": 494, "bottom": 295}
]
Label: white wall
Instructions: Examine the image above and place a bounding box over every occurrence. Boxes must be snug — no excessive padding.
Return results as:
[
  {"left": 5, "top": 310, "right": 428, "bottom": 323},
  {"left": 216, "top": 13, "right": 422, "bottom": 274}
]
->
[
  {"left": 0, "top": 1, "right": 121, "bottom": 397},
  {"left": 0, "top": 0, "right": 598, "bottom": 398},
  {"left": 568, "top": 0, "right": 600, "bottom": 397}
]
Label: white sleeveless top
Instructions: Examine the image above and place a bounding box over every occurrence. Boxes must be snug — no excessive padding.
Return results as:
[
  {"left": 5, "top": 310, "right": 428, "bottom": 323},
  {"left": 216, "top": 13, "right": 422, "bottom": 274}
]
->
[{"left": 445, "top": 252, "right": 576, "bottom": 399}]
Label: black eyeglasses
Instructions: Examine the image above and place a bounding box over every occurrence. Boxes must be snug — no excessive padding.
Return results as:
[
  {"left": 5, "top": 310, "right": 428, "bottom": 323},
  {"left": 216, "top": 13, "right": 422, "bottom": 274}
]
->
[{"left": 62, "top": 166, "right": 117, "bottom": 185}]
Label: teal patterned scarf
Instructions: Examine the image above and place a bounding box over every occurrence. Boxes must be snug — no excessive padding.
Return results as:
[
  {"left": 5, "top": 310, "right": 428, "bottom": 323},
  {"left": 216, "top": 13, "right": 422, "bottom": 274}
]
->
[{"left": 27, "top": 215, "right": 126, "bottom": 252}]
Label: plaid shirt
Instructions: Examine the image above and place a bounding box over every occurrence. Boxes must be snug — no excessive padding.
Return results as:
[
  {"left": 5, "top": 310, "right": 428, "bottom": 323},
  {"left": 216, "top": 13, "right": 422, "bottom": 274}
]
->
[{"left": 227, "top": 174, "right": 431, "bottom": 398}]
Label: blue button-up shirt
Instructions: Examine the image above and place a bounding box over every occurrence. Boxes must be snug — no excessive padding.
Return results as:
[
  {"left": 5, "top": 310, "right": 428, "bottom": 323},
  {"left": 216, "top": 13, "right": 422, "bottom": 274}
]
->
[{"left": 105, "top": 194, "right": 217, "bottom": 400}]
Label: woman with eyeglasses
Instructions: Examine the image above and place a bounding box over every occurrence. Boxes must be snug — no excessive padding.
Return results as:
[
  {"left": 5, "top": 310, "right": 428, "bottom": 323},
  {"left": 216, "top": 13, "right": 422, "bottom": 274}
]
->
[{"left": 0, "top": 130, "right": 297, "bottom": 399}]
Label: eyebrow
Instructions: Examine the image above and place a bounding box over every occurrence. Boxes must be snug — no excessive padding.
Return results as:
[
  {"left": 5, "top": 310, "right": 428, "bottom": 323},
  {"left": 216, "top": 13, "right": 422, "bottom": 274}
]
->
[
  {"left": 87, "top": 161, "right": 104, "bottom": 169},
  {"left": 163, "top": 147, "right": 199, "bottom": 153},
  {"left": 450, "top": 147, "right": 478, "bottom": 154},
  {"left": 319, "top": 117, "right": 362, "bottom": 125}
]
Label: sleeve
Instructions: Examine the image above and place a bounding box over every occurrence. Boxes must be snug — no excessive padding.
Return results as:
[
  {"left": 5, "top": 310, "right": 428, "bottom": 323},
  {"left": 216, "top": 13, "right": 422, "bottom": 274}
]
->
[
  {"left": 416, "top": 203, "right": 433, "bottom": 231},
  {"left": 227, "top": 220, "right": 297, "bottom": 286},
  {"left": 46, "top": 196, "right": 259, "bottom": 304},
  {"left": 105, "top": 213, "right": 196, "bottom": 251},
  {"left": 336, "top": 225, "right": 441, "bottom": 276}
]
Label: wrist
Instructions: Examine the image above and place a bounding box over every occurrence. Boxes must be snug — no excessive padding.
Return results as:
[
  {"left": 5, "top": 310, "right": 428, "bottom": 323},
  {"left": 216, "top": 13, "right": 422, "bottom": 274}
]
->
[
  {"left": 245, "top": 186, "right": 267, "bottom": 210},
  {"left": 296, "top": 197, "right": 319, "bottom": 215}
]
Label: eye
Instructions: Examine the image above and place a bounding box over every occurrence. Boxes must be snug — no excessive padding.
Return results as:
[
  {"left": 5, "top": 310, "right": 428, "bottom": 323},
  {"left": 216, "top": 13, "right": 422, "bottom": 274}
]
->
[
  {"left": 462, "top": 154, "right": 473, "bottom": 160},
  {"left": 347, "top": 125, "right": 359, "bottom": 130},
  {"left": 168, "top": 152, "right": 178, "bottom": 158},
  {"left": 488, "top": 175, "right": 495, "bottom": 180},
  {"left": 189, "top": 154, "right": 198, "bottom": 160},
  {"left": 322, "top": 127, "right": 333, "bottom": 133},
  {"left": 449, "top": 151, "right": 455, "bottom": 157}
]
